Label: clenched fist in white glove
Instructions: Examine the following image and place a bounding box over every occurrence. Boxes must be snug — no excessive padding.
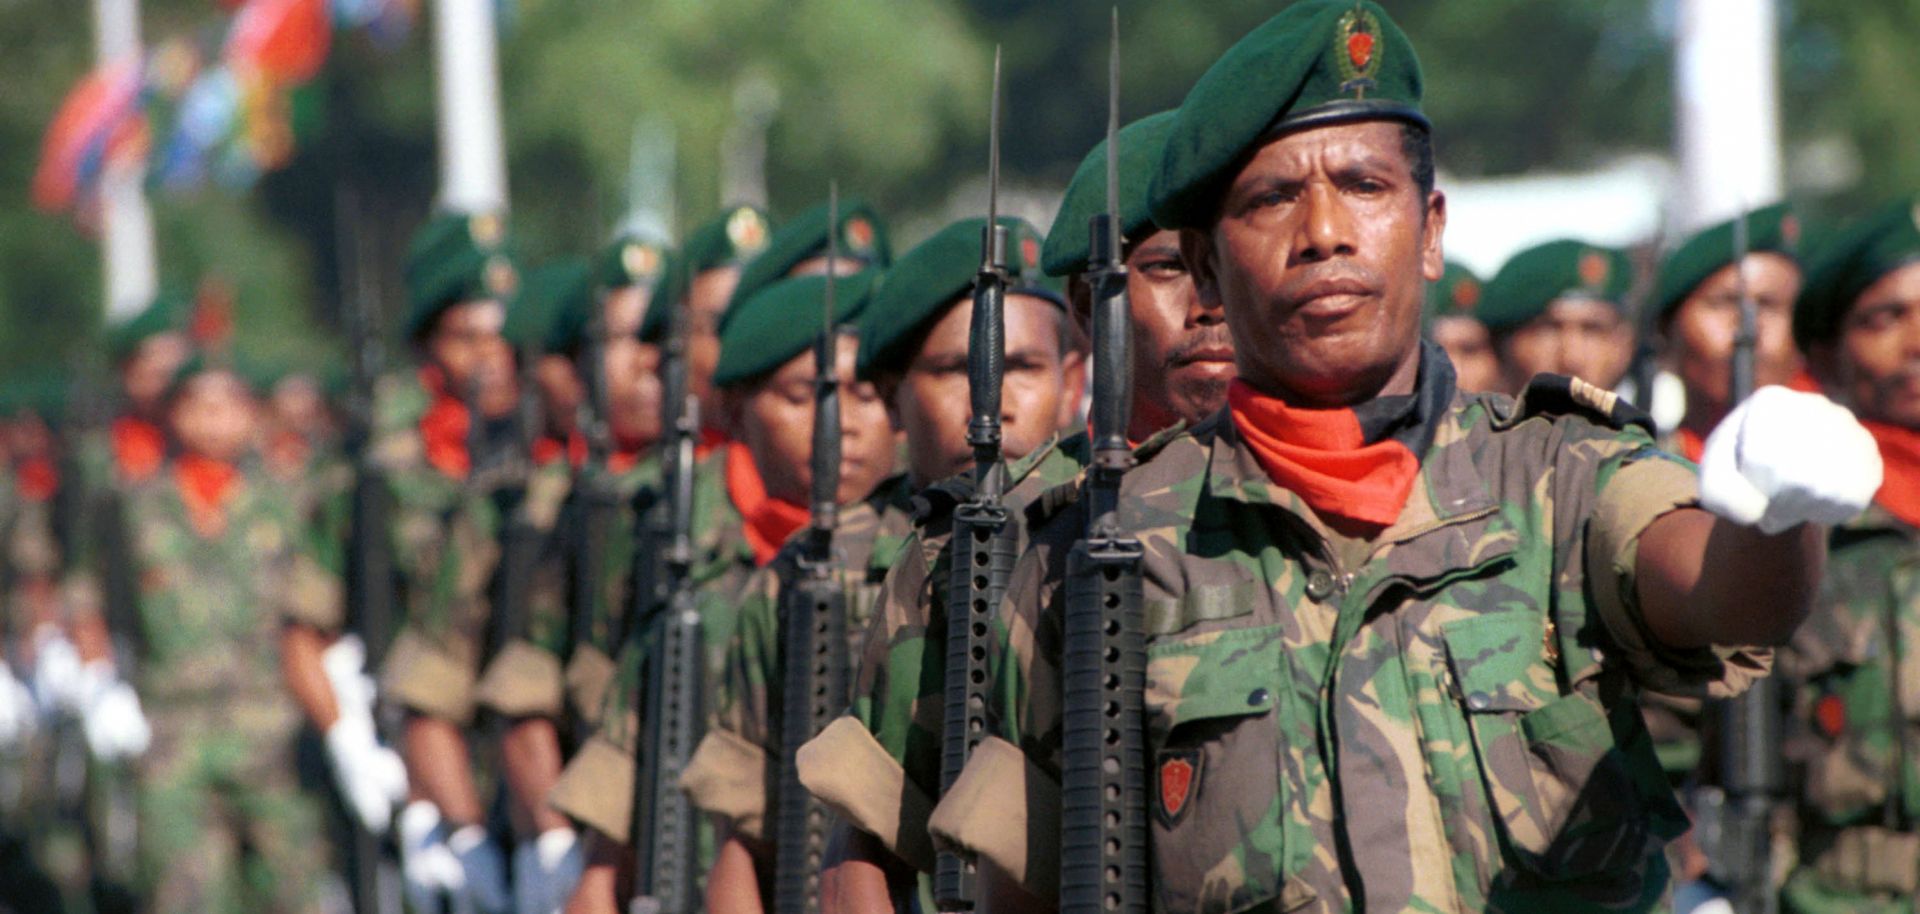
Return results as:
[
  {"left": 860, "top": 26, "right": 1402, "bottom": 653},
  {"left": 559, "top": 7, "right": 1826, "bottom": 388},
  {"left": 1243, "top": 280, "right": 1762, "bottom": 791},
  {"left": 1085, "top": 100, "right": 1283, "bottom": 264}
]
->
[
  {"left": 1700, "top": 386, "right": 1884, "bottom": 535},
  {"left": 30, "top": 626, "right": 84, "bottom": 716},
  {"left": 324, "top": 713, "right": 408, "bottom": 835},
  {"left": 77, "top": 661, "right": 149, "bottom": 761},
  {"left": 0, "top": 662, "right": 37, "bottom": 749},
  {"left": 320, "top": 634, "right": 378, "bottom": 717},
  {"left": 400, "top": 801, "right": 474, "bottom": 914},
  {"left": 511, "top": 827, "right": 584, "bottom": 914},
  {"left": 447, "top": 823, "right": 513, "bottom": 914}
]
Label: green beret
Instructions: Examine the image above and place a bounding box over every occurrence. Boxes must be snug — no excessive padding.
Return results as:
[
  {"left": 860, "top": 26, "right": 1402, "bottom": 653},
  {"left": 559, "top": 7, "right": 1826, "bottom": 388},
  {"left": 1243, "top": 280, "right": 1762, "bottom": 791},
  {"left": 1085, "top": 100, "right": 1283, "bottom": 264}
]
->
[
  {"left": 1478, "top": 240, "right": 1633, "bottom": 334},
  {"left": 404, "top": 211, "right": 519, "bottom": 339},
  {"left": 1653, "top": 203, "right": 1801, "bottom": 323},
  {"left": 644, "top": 205, "right": 773, "bottom": 343},
  {"left": 857, "top": 216, "right": 1054, "bottom": 378},
  {"left": 1423, "top": 261, "right": 1483, "bottom": 330},
  {"left": 501, "top": 259, "right": 592, "bottom": 354},
  {"left": 1043, "top": 111, "right": 1178, "bottom": 278},
  {"left": 728, "top": 198, "right": 891, "bottom": 320},
  {"left": 1795, "top": 197, "right": 1920, "bottom": 348},
  {"left": 107, "top": 292, "right": 187, "bottom": 363},
  {"left": 713, "top": 270, "right": 880, "bottom": 389},
  {"left": 1149, "top": 0, "right": 1427, "bottom": 231},
  {"left": 593, "top": 233, "right": 672, "bottom": 294},
  {"left": 164, "top": 353, "right": 259, "bottom": 401}
]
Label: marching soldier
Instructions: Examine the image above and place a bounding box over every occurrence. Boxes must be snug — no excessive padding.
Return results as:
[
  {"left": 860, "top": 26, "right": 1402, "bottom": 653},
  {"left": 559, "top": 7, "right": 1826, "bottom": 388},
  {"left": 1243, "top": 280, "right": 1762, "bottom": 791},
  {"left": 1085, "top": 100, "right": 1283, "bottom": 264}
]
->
[
  {"left": 1425, "top": 261, "right": 1503, "bottom": 393},
  {"left": 1479, "top": 238, "right": 1640, "bottom": 395},
  {"left": 929, "top": 3, "right": 1877, "bottom": 910},
  {"left": 649, "top": 205, "right": 774, "bottom": 455},
  {"left": 1776, "top": 197, "right": 1920, "bottom": 914}
]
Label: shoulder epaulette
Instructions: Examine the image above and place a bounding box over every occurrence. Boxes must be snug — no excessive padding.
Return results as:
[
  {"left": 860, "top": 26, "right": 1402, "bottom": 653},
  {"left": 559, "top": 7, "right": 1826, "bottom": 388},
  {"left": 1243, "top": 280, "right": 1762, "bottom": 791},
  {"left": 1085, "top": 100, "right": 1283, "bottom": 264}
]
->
[{"left": 1510, "top": 373, "right": 1654, "bottom": 436}]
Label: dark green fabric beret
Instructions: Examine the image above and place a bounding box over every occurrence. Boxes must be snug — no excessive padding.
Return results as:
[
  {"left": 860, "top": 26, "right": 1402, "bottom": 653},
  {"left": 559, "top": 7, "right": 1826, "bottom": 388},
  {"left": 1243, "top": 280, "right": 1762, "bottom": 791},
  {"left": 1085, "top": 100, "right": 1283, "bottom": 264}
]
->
[
  {"left": 1043, "top": 111, "right": 1178, "bottom": 278},
  {"left": 501, "top": 258, "right": 591, "bottom": 354},
  {"left": 1422, "top": 261, "right": 1483, "bottom": 330},
  {"left": 1653, "top": 203, "right": 1801, "bottom": 322},
  {"left": 1149, "top": 0, "right": 1427, "bottom": 231},
  {"left": 1478, "top": 239, "right": 1633, "bottom": 334},
  {"left": 1794, "top": 197, "right": 1920, "bottom": 348},
  {"left": 593, "top": 233, "right": 672, "bottom": 294},
  {"left": 856, "top": 216, "right": 1054, "bottom": 378},
  {"left": 713, "top": 270, "right": 880, "bottom": 389},
  {"left": 404, "top": 211, "right": 519, "bottom": 339},
  {"left": 646, "top": 204, "right": 772, "bottom": 340},
  {"left": 727, "top": 198, "right": 892, "bottom": 322},
  {"left": 107, "top": 292, "right": 187, "bottom": 363},
  {"left": 165, "top": 352, "right": 262, "bottom": 400}
]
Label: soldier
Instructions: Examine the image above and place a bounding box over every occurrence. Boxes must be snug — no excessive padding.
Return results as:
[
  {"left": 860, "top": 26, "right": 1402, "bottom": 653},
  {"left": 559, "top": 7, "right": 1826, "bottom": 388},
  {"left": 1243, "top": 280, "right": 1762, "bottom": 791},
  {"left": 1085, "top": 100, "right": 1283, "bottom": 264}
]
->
[
  {"left": 927, "top": 3, "right": 1878, "bottom": 910},
  {"left": 550, "top": 200, "right": 883, "bottom": 912},
  {"left": 678, "top": 270, "right": 906, "bottom": 913},
  {"left": 99, "top": 360, "right": 342, "bottom": 912},
  {"left": 1776, "top": 198, "right": 1920, "bottom": 914},
  {"left": 1479, "top": 238, "right": 1639, "bottom": 395},
  {"left": 648, "top": 205, "right": 773, "bottom": 454},
  {"left": 1425, "top": 261, "right": 1503, "bottom": 393},
  {"left": 375, "top": 211, "right": 520, "bottom": 914}
]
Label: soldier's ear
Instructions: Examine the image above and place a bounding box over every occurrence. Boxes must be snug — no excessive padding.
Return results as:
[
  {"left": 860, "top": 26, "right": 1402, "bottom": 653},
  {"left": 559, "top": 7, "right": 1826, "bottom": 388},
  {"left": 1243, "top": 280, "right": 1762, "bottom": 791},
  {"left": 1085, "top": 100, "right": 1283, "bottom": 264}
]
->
[
  {"left": 1179, "top": 229, "right": 1219, "bottom": 304},
  {"left": 1422, "top": 190, "right": 1448, "bottom": 283}
]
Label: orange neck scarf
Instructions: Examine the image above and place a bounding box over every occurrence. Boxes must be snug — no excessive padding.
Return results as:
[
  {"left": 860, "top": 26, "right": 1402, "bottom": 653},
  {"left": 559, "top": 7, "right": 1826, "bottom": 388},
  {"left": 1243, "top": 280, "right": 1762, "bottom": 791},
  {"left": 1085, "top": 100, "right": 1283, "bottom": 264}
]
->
[
  {"left": 111, "top": 415, "right": 166, "bottom": 483},
  {"left": 532, "top": 432, "right": 588, "bottom": 469},
  {"left": 15, "top": 457, "right": 57, "bottom": 503},
  {"left": 725, "top": 442, "right": 808, "bottom": 566},
  {"left": 1226, "top": 344, "right": 1453, "bottom": 528},
  {"left": 1863, "top": 419, "right": 1920, "bottom": 529},
  {"left": 697, "top": 426, "right": 730, "bottom": 461},
  {"left": 1672, "top": 426, "right": 1707, "bottom": 464},
  {"left": 608, "top": 449, "right": 640, "bottom": 475},
  {"left": 176, "top": 454, "right": 240, "bottom": 536},
  {"left": 418, "top": 367, "right": 471, "bottom": 480}
]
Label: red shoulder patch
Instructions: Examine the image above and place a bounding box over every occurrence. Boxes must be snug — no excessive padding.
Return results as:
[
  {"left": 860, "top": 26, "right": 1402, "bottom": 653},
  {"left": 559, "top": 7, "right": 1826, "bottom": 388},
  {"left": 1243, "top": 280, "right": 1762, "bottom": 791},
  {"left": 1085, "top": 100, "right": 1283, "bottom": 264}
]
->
[{"left": 1157, "top": 750, "right": 1201, "bottom": 826}]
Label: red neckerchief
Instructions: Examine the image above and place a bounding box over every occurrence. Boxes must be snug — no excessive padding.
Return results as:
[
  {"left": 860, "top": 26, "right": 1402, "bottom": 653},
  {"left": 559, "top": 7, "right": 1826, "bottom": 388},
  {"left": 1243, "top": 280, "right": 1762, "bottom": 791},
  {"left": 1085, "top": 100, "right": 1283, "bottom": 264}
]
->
[
  {"left": 176, "top": 453, "right": 240, "bottom": 537},
  {"left": 1863, "top": 419, "right": 1920, "bottom": 529},
  {"left": 608, "top": 449, "right": 640, "bottom": 475},
  {"left": 264, "top": 429, "right": 310, "bottom": 479},
  {"left": 697, "top": 426, "right": 730, "bottom": 461},
  {"left": 532, "top": 432, "right": 588, "bottom": 469},
  {"left": 111, "top": 415, "right": 166, "bottom": 483},
  {"left": 725, "top": 442, "right": 807, "bottom": 566},
  {"left": 1673, "top": 427, "right": 1706, "bottom": 464},
  {"left": 1225, "top": 347, "right": 1452, "bottom": 528},
  {"left": 15, "top": 457, "right": 57, "bottom": 503},
  {"left": 418, "top": 366, "right": 471, "bottom": 480}
]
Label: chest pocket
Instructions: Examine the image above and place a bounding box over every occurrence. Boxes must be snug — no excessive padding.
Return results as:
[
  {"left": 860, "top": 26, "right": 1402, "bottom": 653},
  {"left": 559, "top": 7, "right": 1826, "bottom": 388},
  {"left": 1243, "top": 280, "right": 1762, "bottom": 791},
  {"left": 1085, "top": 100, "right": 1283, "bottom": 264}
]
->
[
  {"left": 1798, "top": 627, "right": 1905, "bottom": 824},
  {"left": 1146, "top": 622, "right": 1312, "bottom": 914},
  {"left": 1443, "top": 611, "right": 1678, "bottom": 881}
]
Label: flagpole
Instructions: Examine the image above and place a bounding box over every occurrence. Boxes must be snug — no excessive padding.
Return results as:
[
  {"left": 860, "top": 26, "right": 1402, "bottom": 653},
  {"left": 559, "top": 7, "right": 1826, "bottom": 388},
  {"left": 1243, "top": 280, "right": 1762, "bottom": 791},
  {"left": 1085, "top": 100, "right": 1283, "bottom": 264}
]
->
[
  {"left": 431, "top": 0, "right": 509, "bottom": 214},
  {"left": 92, "top": 0, "right": 157, "bottom": 323}
]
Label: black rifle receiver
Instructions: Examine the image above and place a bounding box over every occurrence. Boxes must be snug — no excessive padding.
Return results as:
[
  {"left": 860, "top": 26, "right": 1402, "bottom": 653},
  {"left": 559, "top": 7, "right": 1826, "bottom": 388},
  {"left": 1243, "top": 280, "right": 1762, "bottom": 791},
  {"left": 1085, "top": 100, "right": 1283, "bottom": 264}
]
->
[{"left": 936, "top": 47, "right": 1016, "bottom": 912}]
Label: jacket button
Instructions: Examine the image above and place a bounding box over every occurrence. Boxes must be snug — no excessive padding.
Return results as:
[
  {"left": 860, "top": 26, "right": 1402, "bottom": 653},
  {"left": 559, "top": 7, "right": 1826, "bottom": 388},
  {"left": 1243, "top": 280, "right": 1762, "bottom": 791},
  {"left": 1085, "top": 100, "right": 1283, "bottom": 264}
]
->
[
  {"left": 1305, "top": 570, "right": 1335, "bottom": 601},
  {"left": 1247, "top": 688, "right": 1270, "bottom": 707},
  {"left": 1467, "top": 694, "right": 1490, "bottom": 711}
]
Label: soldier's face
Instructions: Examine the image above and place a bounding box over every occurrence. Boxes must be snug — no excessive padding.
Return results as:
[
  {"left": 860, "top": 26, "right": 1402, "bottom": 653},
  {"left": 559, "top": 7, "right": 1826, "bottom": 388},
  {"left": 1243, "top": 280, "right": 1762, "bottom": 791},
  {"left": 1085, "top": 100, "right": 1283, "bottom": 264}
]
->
[
  {"left": 1668, "top": 253, "right": 1803, "bottom": 421},
  {"left": 731, "top": 334, "right": 895, "bottom": 507},
  {"left": 534, "top": 353, "right": 584, "bottom": 438},
  {"left": 1124, "top": 230, "right": 1233, "bottom": 440},
  {"left": 1184, "top": 120, "right": 1444, "bottom": 407},
  {"left": 121, "top": 332, "right": 190, "bottom": 413},
  {"left": 428, "top": 300, "right": 510, "bottom": 396},
  {"left": 1497, "top": 298, "right": 1634, "bottom": 393},
  {"left": 603, "top": 337, "right": 663, "bottom": 452},
  {"left": 169, "top": 371, "right": 255, "bottom": 462},
  {"left": 1813, "top": 262, "right": 1920, "bottom": 430},
  {"left": 686, "top": 267, "right": 741, "bottom": 434},
  {"left": 1429, "top": 315, "right": 1503, "bottom": 393},
  {"left": 270, "top": 376, "right": 326, "bottom": 432},
  {"left": 889, "top": 293, "right": 1084, "bottom": 488},
  {"left": 603, "top": 285, "right": 650, "bottom": 339}
]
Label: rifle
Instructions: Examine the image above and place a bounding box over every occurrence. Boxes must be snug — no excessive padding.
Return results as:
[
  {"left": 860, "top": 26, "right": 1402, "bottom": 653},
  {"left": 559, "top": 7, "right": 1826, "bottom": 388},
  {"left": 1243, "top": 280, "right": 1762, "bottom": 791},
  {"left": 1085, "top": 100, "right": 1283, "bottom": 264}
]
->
[
  {"left": 628, "top": 247, "right": 704, "bottom": 914},
  {"left": 337, "top": 181, "right": 405, "bottom": 914},
  {"left": 772, "top": 187, "right": 850, "bottom": 914},
  {"left": 936, "top": 47, "right": 1016, "bottom": 912},
  {"left": 1060, "top": 16, "right": 1148, "bottom": 914},
  {"left": 1715, "top": 209, "right": 1781, "bottom": 914},
  {"left": 567, "top": 291, "right": 619, "bottom": 743}
]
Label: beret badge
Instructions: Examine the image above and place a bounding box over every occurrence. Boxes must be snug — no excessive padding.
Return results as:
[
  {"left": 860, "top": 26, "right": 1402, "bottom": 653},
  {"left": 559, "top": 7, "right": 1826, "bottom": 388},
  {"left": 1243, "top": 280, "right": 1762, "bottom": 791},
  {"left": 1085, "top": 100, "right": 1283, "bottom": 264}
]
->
[{"left": 1336, "top": 6, "right": 1383, "bottom": 97}]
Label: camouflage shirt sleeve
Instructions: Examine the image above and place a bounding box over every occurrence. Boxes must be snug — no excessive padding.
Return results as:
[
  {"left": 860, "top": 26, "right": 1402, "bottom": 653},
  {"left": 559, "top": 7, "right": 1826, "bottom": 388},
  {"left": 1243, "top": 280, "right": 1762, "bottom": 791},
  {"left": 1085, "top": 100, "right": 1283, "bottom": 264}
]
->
[{"left": 679, "top": 560, "right": 781, "bottom": 839}]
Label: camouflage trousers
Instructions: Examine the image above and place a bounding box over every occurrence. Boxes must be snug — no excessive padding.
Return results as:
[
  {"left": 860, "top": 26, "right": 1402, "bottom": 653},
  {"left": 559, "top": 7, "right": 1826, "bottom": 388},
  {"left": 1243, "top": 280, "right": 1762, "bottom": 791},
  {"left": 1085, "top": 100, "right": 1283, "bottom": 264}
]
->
[
  {"left": 1782, "top": 825, "right": 1920, "bottom": 914},
  {"left": 138, "top": 705, "right": 335, "bottom": 914}
]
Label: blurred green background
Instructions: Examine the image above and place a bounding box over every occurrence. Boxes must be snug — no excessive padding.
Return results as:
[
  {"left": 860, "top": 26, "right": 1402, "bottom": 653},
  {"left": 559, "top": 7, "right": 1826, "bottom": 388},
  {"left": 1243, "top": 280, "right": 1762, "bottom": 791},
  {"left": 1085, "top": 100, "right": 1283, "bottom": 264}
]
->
[{"left": 2, "top": 0, "right": 1915, "bottom": 378}]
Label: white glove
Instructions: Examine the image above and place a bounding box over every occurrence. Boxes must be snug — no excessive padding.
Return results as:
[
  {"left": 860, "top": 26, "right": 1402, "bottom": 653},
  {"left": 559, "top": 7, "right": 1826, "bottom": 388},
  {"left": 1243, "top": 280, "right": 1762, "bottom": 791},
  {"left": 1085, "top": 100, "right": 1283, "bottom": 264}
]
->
[
  {"left": 0, "top": 662, "right": 37, "bottom": 749},
  {"left": 400, "top": 800, "right": 475, "bottom": 914},
  {"left": 1699, "top": 386, "right": 1884, "bottom": 535},
  {"left": 320, "top": 634, "right": 378, "bottom": 717},
  {"left": 447, "top": 823, "right": 513, "bottom": 914},
  {"left": 77, "top": 661, "right": 149, "bottom": 761},
  {"left": 324, "top": 713, "right": 409, "bottom": 836},
  {"left": 511, "top": 827, "right": 584, "bottom": 914},
  {"left": 29, "top": 626, "right": 84, "bottom": 716}
]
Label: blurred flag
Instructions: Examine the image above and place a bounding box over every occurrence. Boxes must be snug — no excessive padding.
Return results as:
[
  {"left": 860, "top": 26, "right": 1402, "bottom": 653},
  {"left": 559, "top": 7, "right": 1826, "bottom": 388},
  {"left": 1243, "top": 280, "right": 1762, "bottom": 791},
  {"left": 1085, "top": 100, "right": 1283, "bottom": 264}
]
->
[
  {"left": 225, "top": 0, "right": 331, "bottom": 85},
  {"left": 32, "top": 57, "right": 149, "bottom": 213}
]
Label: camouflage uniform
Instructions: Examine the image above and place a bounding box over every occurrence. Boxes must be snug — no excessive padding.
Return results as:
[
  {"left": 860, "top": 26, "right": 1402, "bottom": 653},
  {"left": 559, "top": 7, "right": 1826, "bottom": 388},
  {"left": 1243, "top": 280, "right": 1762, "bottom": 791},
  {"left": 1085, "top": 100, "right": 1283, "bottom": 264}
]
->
[
  {"left": 547, "top": 444, "right": 754, "bottom": 845},
  {"left": 679, "top": 474, "right": 916, "bottom": 840},
  {"left": 474, "top": 455, "right": 658, "bottom": 737},
  {"left": 931, "top": 375, "right": 1771, "bottom": 913},
  {"left": 1776, "top": 505, "right": 1920, "bottom": 913},
  {"left": 796, "top": 435, "right": 1088, "bottom": 870},
  {"left": 125, "top": 459, "right": 340, "bottom": 913}
]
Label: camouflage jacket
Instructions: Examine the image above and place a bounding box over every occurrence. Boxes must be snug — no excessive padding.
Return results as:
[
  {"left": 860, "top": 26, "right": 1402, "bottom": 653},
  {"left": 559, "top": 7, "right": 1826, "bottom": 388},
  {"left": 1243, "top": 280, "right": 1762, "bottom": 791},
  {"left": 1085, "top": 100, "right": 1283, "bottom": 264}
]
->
[
  {"left": 1776, "top": 504, "right": 1920, "bottom": 903},
  {"left": 547, "top": 444, "right": 757, "bottom": 843},
  {"left": 795, "top": 434, "right": 1089, "bottom": 871},
  {"left": 679, "top": 474, "right": 917, "bottom": 840},
  {"left": 930, "top": 380, "right": 1771, "bottom": 914}
]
